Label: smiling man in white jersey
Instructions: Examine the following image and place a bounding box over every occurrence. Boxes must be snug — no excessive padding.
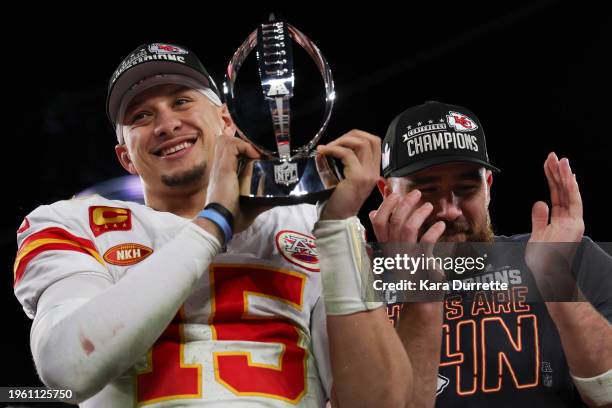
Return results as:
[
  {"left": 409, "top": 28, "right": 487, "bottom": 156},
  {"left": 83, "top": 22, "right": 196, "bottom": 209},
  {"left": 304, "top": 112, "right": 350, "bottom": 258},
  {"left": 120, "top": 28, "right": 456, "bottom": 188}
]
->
[{"left": 14, "top": 42, "right": 412, "bottom": 407}]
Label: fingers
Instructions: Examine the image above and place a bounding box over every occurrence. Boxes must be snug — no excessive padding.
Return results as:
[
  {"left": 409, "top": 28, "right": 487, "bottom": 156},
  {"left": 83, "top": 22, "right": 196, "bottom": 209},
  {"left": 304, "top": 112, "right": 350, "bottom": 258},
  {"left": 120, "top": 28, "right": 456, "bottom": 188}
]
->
[
  {"left": 235, "top": 138, "right": 261, "bottom": 159},
  {"left": 318, "top": 129, "right": 381, "bottom": 172},
  {"left": 326, "top": 129, "right": 380, "bottom": 157},
  {"left": 544, "top": 153, "right": 561, "bottom": 210},
  {"left": 545, "top": 152, "right": 561, "bottom": 185},
  {"left": 420, "top": 221, "right": 446, "bottom": 244},
  {"left": 559, "top": 157, "right": 583, "bottom": 219},
  {"left": 531, "top": 200, "right": 549, "bottom": 236},
  {"left": 317, "top": 144, "right": 361, "bottom": 170},
  {"left": 544, "top": 153, "right": 583, "bottom": 220},
  {"left": 554, "top": 157, "right": 569, "bottom": 213},
  {"left": 214, "top": 134, "right": 261, "bottom": 173},
  {"left": 315, "top": 131, "right": 383, "bottom": 220},
  {"left": 388, "top": 190, "right": 423, "bottom": 242},
  {"left": 398, "top": 201, "right": 434, "bottom": 243},
  {"left": 369, "top": 189, "right": 440, "bottom": 245},
  {"left": 207, "top": 133, "right": 262, "bottom": 215},
  {"left": 368, "top": 210, "right": 377, "bottom": 222},
  {"left": 545, "top": 152, "right": 567, "bottom": 216},
  {"left": 369, "top": 194, "right": 401, "bottom": 242},
  {"left": 323, "top": 135, "right": 369, "bottom": 157}
]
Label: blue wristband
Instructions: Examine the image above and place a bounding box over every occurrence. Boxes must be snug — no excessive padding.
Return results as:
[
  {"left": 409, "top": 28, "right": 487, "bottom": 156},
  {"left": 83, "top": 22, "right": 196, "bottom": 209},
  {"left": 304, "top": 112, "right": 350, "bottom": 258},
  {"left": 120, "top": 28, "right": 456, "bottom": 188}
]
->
[{"left": 198, "top": 209, "right": 233, "bottom": 244}]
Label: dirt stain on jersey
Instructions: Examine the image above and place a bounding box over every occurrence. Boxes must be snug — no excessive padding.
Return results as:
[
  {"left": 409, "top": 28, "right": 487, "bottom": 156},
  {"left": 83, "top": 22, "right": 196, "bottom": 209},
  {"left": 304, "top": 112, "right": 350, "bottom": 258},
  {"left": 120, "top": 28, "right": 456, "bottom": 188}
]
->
[{"left": 79, "top": 329, "right": 95, "bottom": 355}]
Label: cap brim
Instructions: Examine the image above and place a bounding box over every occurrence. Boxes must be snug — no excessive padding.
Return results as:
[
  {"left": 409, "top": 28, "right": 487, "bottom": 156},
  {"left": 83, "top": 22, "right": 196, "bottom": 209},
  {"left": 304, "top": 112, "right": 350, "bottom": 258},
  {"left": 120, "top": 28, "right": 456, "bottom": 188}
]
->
[
  {"left": 108, "top": 60, "right": 213, "bottom": 124},
  {"left": 386, "top": 155, "right": 500, "bottom": 178}
]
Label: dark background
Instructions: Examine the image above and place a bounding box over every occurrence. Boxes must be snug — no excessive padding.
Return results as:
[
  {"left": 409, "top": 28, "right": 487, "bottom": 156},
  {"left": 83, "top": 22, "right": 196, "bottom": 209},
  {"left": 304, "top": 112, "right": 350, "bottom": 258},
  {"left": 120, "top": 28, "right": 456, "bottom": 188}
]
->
[{"left": 3, "top": 1, "right": 609, "bottom": 399}]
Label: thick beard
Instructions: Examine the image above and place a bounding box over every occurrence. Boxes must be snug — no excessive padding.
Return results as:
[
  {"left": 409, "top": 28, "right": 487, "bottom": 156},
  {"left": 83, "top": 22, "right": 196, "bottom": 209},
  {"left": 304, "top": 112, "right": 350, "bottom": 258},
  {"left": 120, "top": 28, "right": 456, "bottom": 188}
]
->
[
  {"left": 438, "top": 212, "right": 495, "bottom": 243},
  {"left": 468, "top": 212, "right": 494, "bottom": 242},
  {"left": 161, "top": 162, "right": 206, "bottom": 187}
]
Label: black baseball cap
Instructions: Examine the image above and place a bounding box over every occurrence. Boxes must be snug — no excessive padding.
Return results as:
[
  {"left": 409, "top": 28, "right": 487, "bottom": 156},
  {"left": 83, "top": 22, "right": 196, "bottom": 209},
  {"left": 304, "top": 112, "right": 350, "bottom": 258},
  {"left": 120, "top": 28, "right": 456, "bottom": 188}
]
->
[
  {"left": 382, "top": 101, "right": 500, "bottom": 177},
  {"left": 106, "top": 42, "right": 221, "bottom": 126}
]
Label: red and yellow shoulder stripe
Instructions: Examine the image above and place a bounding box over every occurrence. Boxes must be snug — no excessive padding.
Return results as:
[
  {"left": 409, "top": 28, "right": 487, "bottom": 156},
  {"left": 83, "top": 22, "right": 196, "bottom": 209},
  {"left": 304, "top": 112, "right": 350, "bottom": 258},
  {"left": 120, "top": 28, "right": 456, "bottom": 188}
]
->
[{"left": 14, "top": 227, "right": 104, "bottom": 286}]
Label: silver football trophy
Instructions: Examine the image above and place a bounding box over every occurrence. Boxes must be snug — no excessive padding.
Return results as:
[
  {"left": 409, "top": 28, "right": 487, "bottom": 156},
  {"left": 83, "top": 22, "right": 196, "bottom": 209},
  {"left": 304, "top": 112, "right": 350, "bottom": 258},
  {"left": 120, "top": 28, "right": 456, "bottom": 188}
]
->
[{"left": 224, "top": 15, "right": 342, "bottom": 205}]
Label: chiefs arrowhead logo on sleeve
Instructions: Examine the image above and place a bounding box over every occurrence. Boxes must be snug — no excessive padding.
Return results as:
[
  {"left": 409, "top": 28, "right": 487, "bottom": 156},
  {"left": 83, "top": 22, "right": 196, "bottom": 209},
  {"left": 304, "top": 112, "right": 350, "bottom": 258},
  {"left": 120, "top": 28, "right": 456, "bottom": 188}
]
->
[
  {"left": 103, "top": 243, "right": 153, "bottom": 266},
  {"left": 275, "top": 230, "right": 319, "bottom": 272},
  {"left": 89, "top": 206, "right": 132, "bottom": 237}
]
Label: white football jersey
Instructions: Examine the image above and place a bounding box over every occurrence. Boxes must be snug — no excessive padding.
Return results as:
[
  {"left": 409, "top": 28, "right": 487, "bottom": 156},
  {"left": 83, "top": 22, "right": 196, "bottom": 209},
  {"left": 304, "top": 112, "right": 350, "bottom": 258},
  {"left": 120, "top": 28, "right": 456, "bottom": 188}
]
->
[{"left": 14, "top": 195, "right": 331, "bottom": 407}]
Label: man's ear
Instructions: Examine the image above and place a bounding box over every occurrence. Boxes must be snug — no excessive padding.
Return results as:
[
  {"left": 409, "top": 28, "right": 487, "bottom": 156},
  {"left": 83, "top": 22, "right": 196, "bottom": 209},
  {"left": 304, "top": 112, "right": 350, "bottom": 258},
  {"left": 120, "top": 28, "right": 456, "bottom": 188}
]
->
[
  {"left": 219, "top": 104, "right": 236, "bottom": 133},
  {"left": 376, "top": 178, "right": 391, "bottom": 198},
  {"left": 485, "top": 170, "right": 493, "bottom": 205},
  {"left": 115, "top": 144, "right": 138, "bottom": 175}
]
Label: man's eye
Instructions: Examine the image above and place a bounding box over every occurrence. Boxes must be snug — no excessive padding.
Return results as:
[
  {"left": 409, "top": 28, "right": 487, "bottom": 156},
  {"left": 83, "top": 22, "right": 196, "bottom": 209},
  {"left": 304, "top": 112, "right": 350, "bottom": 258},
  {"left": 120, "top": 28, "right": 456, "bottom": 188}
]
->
[
  {"left": 455, "top": 185, "right": 478, "bottom": 194},
  {"left": 131, "top": 112, "right": 149, "bottom": 123},
  {"left": 175, "top": 97, "right": 191, "bottom": 106}
]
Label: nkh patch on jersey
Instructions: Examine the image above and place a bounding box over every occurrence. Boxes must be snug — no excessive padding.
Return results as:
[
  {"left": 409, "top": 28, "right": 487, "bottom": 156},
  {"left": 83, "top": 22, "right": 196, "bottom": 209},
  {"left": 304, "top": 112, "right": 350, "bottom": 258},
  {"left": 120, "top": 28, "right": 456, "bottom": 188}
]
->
[
  {"left": 103, "top": 243, "right": 153, "bottom": 266},
  {"left": 89, "top": 206, "right": 132, "bottom": 237},
  {"left": 275, "top": 230, "right": 319, "bottom": 272}
]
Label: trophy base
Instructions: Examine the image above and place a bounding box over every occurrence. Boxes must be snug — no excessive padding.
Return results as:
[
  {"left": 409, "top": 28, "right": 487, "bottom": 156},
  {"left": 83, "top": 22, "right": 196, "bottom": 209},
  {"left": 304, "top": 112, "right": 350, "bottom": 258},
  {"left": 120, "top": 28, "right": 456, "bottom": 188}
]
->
[{"left": 238, "top": 154, "right": 342, "bottom": 206}]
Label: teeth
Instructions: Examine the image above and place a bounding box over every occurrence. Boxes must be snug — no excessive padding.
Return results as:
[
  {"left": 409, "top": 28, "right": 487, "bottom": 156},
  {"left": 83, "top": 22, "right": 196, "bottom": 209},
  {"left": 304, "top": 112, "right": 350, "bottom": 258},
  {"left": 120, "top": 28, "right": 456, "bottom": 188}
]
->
[{"left": 161, "top": 141, "right": 194, "bottom": 156}]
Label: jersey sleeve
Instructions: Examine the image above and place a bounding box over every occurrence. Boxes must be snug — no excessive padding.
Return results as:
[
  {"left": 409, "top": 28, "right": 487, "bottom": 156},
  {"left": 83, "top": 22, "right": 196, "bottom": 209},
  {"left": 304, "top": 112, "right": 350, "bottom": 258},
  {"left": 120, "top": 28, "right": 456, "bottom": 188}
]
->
[
  {"left": 573, "top": 237, "right": 612, "bottom": 322},
  {"left": 14, "top": 200, "right": 113, "bottom": 319},
  {"left": 310, "top": 296, "right": 332, "bottom": 400}
]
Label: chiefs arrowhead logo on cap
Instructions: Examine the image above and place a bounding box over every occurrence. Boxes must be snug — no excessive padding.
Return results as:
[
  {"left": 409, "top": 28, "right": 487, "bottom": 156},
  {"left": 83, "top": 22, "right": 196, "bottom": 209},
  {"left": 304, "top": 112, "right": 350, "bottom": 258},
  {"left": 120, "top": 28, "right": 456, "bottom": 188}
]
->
[
  {"left": 275, "top": 230, "right": 319, "bottom": 272},
  {"left": 103, "top": 243, "right": 153, "bottom": 266},
  {"left": 148, "top": 43, "right": 188, "bottom": 55},
  {"left": 446, "top": 111, "right": 478, "bottom": 132},
  {"left": 89, "top": 206, "right": 132, "bottom": 237}
]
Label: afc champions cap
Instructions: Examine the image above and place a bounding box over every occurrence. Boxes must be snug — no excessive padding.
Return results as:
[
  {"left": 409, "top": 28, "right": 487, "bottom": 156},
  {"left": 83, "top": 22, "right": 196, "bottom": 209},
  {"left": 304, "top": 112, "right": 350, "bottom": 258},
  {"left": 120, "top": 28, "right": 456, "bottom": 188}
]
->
[
  {"left": 382, "top": 101, "right": 500, "bottom": 177},
  {"left": 106, "top": 42, "right": 222, "bottom": 130}
]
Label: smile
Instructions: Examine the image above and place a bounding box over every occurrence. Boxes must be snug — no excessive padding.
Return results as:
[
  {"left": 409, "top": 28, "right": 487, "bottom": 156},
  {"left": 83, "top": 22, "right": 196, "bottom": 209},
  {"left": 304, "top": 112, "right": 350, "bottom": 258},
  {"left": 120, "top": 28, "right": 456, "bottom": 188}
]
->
[{"left": 153, "top": 137, "right": 197, "bottom": 158}]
